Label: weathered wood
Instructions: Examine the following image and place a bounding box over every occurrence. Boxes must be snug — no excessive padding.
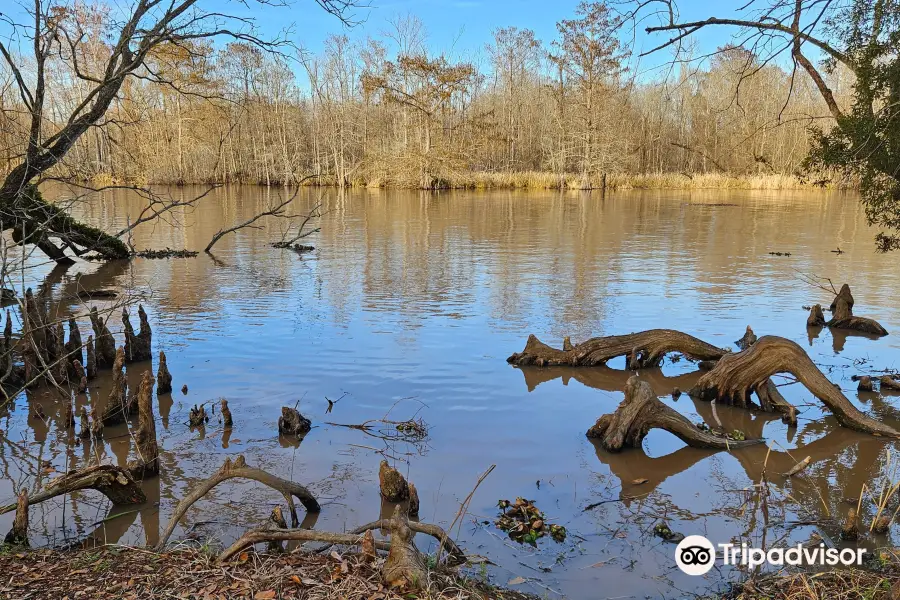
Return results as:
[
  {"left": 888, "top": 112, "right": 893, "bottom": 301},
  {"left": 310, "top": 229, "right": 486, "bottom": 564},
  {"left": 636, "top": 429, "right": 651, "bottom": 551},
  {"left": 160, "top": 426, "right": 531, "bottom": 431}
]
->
[
  {"left": 122, "top": 305, "right": 152, "bottom": 362},
  {"left": 128, "top": 371, "right": 159, "bottom": 479},
  {"left": 278, "top": 406, "right": 310, "bottom": 435},
  {"left": 4, "top": 491, "right": 28, "bottom": 546},
  {"left": 827, "top": 284, "right": 888, "bottom": 335},
  {"left": 0, "top": 465, "right": 145, "bottom": 514},
  {"left": 508, "top": 329, "right": 727, "bottom": 368},
  {"left": 220, "top": 398, "right": 233, "bottom": 428},
  {"left": 807, "top": 304, "right": 826, "bottom": 327},
  {"left": 65, "top": 317, "right": 83, "bottom": 368},
  {"left": 754, "top": 378, "right": 798, "bottom": 426},
  {"left": 408, "top": 482, "right": 420, "bottom": 517},
  {"left": 379, "top": 460, "right": 409, "bottom": 502},
  {"left": 155, "top": 455, "right": 320, "bottom": 551},
  {"left": 691, "top": 336, "right": 900, "bottom": 437},
  {"left": 85, "top": 335, "right": 96, "bottom": 379},
  {"left": 102, "top": 347, "right": 129, "bottom": 425},
  {"left": 89, "top": 307, "right": 116, "bottom": 369},
  {"left": 734, "top": 326, "right": 757, "bottom": 350},
  {"left": 219, "top": 528, "right": 390, "bottom": 563},
  {"left": 156, "top": 351, "right": 172, "bottom": 394},
  {"left": 881, "top": 375, "right": 900, "bottom": 391},
  {"left": 383, "top": 506, "right": 428, "bottom": 589},
  {"left": 858, "top": 376, "right": 874, "bottom": 392},
  {"left": 587, "top": 376, "right": 763, "bottom": 451},
  {"left": 72, "top": 360, "right": 87, "bottom": 393},
  {"left": 188, "top": 404, "right": 207, "bottom": 427}
]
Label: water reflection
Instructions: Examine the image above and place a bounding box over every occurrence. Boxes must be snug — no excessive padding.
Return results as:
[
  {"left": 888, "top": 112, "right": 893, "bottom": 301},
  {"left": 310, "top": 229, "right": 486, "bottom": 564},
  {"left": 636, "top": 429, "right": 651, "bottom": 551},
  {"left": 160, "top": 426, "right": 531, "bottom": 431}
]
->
[{"left": 2, "top": 186, "right": 900, "bottom": 598}]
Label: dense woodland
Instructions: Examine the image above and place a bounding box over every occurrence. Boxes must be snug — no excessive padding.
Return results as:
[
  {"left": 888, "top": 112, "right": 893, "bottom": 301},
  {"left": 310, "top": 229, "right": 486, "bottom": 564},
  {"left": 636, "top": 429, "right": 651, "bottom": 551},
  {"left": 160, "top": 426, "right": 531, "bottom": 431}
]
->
[{"left": 0, "top": 4, "right": 851, "bottom": 189}]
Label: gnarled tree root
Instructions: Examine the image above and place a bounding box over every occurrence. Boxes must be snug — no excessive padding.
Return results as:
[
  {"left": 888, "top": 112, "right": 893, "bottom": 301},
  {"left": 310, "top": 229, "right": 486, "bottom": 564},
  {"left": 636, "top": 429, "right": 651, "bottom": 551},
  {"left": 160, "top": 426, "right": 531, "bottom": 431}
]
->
[
  {"left": 587, "top": 377, "right": 764, "bottom": 451},
  {"left": 508, "top": 329, "right": 728, "bottom": 367},
  {"left": 690, "top": 336, "right": 900, "bottom": 437},
  {"left": 0, "top": 465, "right": 146, "bottom": 515},
  {"left": 220, "top": 527, "right": 390, "bottom": 563},
  {"left": 155, "top": 455, "right": 320, "bottom": 551}
]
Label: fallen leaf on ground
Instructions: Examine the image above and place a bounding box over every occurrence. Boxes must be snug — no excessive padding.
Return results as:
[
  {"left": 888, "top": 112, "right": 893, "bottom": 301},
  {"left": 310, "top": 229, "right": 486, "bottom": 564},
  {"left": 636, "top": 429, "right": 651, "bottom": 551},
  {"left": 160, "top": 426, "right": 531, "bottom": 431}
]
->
[
  {"left": 508, "top": 576, "right": 526, "bottom": 585},
  {"left": 254, "top": 591, "right": 276, "bottom": 600}
]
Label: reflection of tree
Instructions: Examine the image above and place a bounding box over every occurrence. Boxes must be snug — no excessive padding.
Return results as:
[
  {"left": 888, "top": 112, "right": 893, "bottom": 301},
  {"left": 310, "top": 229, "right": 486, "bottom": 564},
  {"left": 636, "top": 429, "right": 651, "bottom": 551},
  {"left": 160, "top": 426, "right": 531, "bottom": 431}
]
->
[{"left": 516, "top": 364, "right": 701, "bottom": 395}]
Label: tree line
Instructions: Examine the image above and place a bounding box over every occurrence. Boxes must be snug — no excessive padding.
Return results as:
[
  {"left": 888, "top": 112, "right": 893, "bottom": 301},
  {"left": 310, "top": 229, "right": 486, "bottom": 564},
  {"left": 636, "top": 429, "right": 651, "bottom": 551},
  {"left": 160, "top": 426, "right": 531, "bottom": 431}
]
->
[{"left": 0, "top": 3, "right": 851, "bottom": 190}]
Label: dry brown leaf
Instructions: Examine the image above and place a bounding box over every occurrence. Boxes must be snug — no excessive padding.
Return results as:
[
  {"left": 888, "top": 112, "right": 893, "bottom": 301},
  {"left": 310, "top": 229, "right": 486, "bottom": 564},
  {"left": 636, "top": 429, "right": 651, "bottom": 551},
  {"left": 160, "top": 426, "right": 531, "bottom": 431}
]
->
[
  {"left": 508, "top": 576, "right": 526, "bottom": 585},
  {"left": 238, "top": 552, "right": 249, "bottom": 564},
  {"left": 290, "top": 575, "right": 302, "bottom": 585},
  {"left": 254, "top": 591, "right": 276, "bottom": 600},
  {"left": 631, "top": 478, "right": 649, "bottom": 485}
]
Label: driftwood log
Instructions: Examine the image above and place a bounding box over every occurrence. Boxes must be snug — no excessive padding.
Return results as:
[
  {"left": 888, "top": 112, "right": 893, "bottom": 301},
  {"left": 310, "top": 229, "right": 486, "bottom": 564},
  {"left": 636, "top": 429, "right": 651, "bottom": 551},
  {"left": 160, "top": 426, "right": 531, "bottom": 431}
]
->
[
  {"left": 508, "top": 329, "right": 727, "bottom": 368},
  {"left": 4, "top": 491, "right": 28, "bottom": 546},
  {"left": 278, "top": 406, "right": 311, "bottom": 435},
  {"left": 587, "top": 377, "right": 763, "bottom": 451},
  {"left": 827, "top": 284, "right": 888, "bottom": 336},
  {"left": 691, "top": 336, "right": 900, "bottom": 437},
  {"left": 379, "top": 460, "right": 409, "bottom": 502},
  {"left": 881, "top": 376, "right": 900, "bottom": 391},
  {"left": 128, "top": 371, "right": 159, "bottom": 479},
  {"left": 122, "top": 305, "right": 152, "bottom": 362},
  {"left": 155, "top": 455, "right": 320, "bottom": 551},
  {"left": 0, "top": 465, "right": 146, "bottom": 515},
  {"left": 156, "top": 351, "right": 172, "bottom": 394},
  {"left": 89, "top": 307, "right": 116, "bottom": 368}
]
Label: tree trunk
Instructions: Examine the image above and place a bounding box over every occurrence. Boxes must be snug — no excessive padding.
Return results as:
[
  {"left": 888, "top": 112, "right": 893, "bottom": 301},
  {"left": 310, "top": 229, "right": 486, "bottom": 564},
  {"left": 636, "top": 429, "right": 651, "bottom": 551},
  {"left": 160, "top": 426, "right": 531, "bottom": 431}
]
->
[
  {"left": 827, "top": 285, "right": 888, "bottom": 335},
  {"left": 690, "top": 336, "right": 900, "bottom": 437},
  {"left": 4, "top": 491, "right": 28, "bottom": 546},
  {"left": 0, "top": 465, "right": 146, "bottom": 514},
  {"left": 128, "top": 371, "right": 159, "bottom": 479}
]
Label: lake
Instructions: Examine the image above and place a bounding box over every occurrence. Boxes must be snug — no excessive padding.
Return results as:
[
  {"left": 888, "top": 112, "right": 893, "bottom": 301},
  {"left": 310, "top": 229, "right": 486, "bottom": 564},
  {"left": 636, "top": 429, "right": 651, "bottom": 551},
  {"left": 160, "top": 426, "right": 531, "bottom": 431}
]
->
[{"left": 2, "top": 186, "right": 899, "bottom": 598}]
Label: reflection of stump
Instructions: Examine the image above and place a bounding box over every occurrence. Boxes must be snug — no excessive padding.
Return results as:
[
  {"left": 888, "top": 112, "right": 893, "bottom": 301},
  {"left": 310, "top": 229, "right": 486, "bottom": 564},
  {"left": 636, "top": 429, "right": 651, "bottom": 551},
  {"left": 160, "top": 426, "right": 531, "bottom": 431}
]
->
[
  {"left": 807, "top": 304, "right": 825, "bottom": 327},
  {"left": 383, "top": 506, "right": 428, "bottom": 590},
  {"left": 587, "top": 377, "right": 763, "bottom": 451},
  {"left": 692, "top": 336, "right": 900, "bottom": 437},
  {"left": 156, "top": 351, "right": 172, "bottom": 395},
  {"left": 379, "top": 460, "right": 410, "bottom": 501},
  {"left": 278, "top": 406, "right": 310, "bottom": 435}
]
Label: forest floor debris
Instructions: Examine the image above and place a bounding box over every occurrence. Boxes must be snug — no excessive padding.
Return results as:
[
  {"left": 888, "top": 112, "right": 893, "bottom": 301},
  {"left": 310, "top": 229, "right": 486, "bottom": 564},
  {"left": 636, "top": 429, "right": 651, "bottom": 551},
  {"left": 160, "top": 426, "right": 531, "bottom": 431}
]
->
[{"left": 0, "top": 546, "right": 534, "bottom": 600}]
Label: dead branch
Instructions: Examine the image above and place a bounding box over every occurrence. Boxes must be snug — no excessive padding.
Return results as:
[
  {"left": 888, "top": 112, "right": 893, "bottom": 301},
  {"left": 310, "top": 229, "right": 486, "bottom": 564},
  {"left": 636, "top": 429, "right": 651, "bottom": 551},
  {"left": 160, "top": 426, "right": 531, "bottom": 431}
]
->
[
  {"left": 220, "top": 527, "right": 391, "bottom": 563},
  {"left": 508, "top": 329, "right": 727, "bottom": 367},
  {"left": 0, "top": 465, "right": 145, "bottom": 514},
  {"left": 205, "top": 188, "right": 300, "bottom": 253},
  {"left": 155, "top": 455, "right": 320, "bottom": 551}
]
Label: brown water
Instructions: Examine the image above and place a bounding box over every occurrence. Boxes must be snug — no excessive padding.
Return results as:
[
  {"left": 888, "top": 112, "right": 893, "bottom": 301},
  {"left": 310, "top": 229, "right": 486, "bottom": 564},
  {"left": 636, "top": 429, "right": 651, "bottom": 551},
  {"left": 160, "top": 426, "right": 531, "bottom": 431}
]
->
[{"left": 2, "top": 186, "right": 900, "bottom": 598}]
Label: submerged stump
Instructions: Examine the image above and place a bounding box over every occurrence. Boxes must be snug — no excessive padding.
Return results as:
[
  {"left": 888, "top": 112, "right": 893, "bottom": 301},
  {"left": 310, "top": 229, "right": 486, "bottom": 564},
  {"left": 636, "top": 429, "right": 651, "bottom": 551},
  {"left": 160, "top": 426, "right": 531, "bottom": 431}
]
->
[
  {"left": 102, "top": 348, "right": 129, "bottom": 425},
  {"left": 278, "top": 406, "right": 310, "bottom": 435},
  {"left": 90, "top": 308, "right": 116, "bottom": 369},
  {"left": 379, "top": 460, "right": 410, "bottom": 502},
  {"left": 128, "top": 371, "right": 159, "bottom": 479},
  {"left": 123, "top": 305, "right": 152, "bottom": 362},
  {"left": 827, "top": 284, "right": 888, "bottom": 336},
  {"left": 156, "top": 351, "right": 172, "bottom": 395}
]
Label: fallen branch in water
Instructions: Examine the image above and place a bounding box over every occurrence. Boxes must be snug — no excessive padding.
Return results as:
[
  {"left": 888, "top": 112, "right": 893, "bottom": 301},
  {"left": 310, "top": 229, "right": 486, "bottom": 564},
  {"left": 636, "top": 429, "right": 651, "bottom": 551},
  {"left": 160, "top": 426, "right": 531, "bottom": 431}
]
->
[
  {"left": 155, "top": 455, "right": 320, "bottom": 551},
  {"left": 0, "top": 465, "right": 146, "bottom": 515}
]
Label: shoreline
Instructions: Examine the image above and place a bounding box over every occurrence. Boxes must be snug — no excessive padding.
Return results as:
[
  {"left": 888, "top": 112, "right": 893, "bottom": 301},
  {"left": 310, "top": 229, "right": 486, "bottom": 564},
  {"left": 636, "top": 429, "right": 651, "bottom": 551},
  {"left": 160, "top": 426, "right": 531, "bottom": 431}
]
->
[
  {"left": 64, "top": 171, "right": 852, "bottom": 192},
  {"left": 0, "top": 545, "right": 536, "bottom": 600}
]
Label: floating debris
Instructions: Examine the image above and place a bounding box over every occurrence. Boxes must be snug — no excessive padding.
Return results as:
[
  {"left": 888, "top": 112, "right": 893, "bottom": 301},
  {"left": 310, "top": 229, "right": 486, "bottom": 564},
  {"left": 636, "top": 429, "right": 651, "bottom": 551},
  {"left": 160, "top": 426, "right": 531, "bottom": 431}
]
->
[
  {"left": 768, "top": 251, "right": 793, "bottom": 256},
  {"left": 495, "top": 497, "right": 566, "bottom": 546},
  {"left": 653, "top": 522, "right": 684, "bottom": 543},
  {"left": 134, "top": 248, "right": 199, "bottom": 259},
  {"left": 271, "top": 242, "right": 315, "bottom": 254}
]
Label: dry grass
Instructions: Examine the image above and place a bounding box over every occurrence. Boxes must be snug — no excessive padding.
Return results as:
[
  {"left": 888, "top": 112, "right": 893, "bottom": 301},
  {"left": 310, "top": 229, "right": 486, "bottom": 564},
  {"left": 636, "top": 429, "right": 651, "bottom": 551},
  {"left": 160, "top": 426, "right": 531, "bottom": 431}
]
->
[
  {"left": 729, "top": 568, "right": 900, "bottom": 600},
  {"left": 0, "top": 545, "right": 531, "bottom": 600}
]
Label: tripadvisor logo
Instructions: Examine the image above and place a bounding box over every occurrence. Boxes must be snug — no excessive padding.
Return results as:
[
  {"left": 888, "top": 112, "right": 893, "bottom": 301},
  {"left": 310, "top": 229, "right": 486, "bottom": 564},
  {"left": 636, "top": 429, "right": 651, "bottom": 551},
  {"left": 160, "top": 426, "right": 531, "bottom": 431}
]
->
[{"left": 675, "top": 535, "right": 867, "bottom": 576}]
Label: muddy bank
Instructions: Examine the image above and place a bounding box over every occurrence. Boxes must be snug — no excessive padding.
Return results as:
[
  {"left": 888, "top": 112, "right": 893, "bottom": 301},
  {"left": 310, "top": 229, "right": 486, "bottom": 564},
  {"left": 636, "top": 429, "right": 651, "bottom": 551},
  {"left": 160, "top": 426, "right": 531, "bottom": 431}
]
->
[{"left": 0, "top": 546, "right": 531, "bottom": 600}]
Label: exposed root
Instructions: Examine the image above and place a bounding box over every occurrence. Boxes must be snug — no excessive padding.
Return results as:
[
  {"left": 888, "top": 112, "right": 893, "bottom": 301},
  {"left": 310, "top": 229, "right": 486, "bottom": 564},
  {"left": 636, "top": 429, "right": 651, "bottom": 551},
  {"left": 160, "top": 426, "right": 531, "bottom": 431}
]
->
[
  {"left": 691, "top": 336, "right": 900, "bottom": 437},
  {"left": 587, "top": 376, "right": 764, "bottom": 451},
  {"left": 155, "top": 455, "right": 320, "bottom": 551},
  {"left": 0, "top": 465, "right": 145, "bottom": 514},
  {"left": 507, "top": 329, "right": 727, "bottom": 367}
]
